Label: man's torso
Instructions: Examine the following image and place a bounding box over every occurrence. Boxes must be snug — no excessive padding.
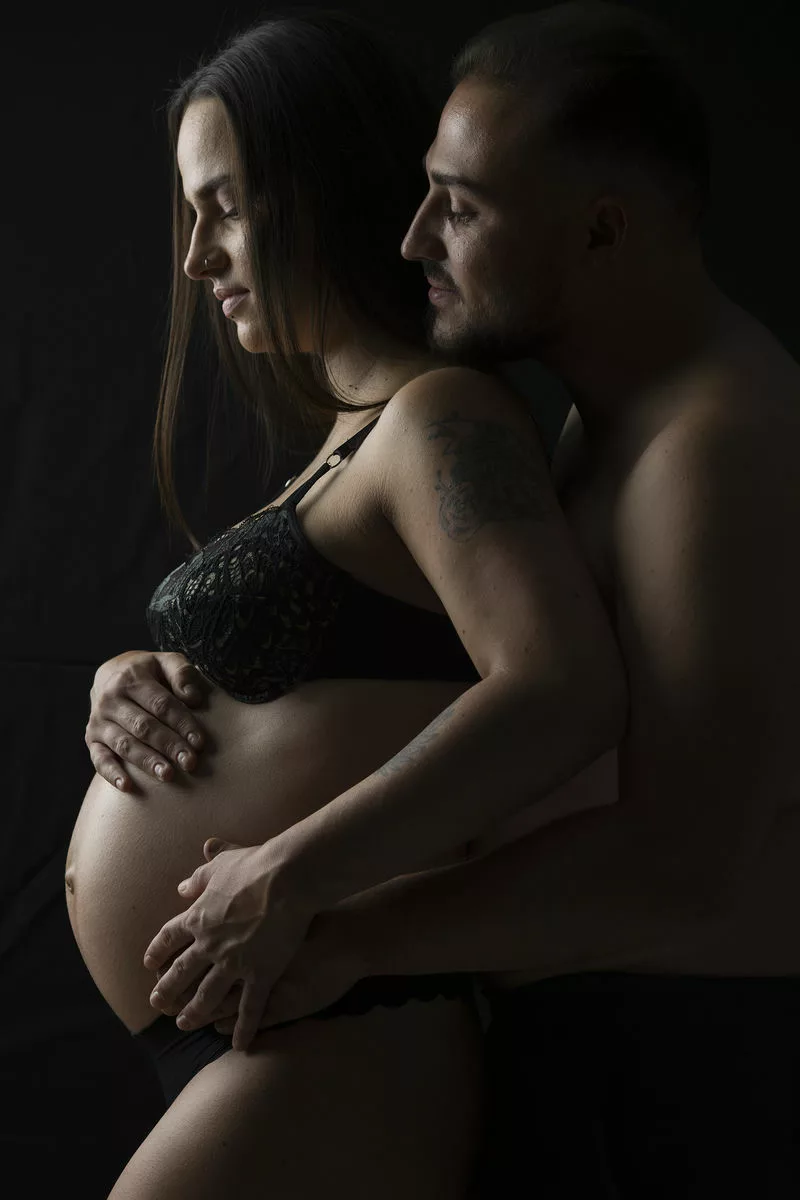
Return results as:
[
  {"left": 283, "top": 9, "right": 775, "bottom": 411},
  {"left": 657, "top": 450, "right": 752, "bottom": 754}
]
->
[{"left": 497, "top": 307, "right": 800, "bottom": 982}]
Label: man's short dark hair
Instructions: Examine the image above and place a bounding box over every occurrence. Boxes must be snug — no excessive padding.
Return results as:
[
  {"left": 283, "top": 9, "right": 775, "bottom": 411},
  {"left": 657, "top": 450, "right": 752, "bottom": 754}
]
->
[{"left": 453, "top": 2, "right": 710, "bottom": 230}]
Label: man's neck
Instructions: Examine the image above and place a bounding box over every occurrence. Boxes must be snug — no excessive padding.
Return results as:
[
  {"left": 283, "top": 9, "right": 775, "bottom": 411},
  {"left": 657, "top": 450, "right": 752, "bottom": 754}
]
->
[{"left": 547, "top": 259, "right": 734, "bottom": 441}]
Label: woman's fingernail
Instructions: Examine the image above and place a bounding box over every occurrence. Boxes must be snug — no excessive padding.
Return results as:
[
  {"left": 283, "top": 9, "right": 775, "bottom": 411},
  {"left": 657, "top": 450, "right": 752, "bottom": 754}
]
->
[
  {"left": 188, "top": 733, "right": 202, "bottom": 748},
  {"left": 177, "top": 752, "right": 190, "bottom": 769},
  {"left": 150, "top": 990, "right": 160, "bottom": 1005},
  {"left": 154, "top": 763, "right": 168, "bottom": 779},
  {"left": 115, "top": 777, "right": 126, "bottom": 790},
  {"left": 176, "top": 1015, "right": 191, "bottom": 1030}
]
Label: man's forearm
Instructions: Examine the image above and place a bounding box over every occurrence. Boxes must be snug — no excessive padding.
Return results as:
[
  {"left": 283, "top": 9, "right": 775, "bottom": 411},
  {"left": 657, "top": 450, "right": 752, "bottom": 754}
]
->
[
  {"left": 272, "top": 669, "right": 623, "bottom": 911},
  {"left": 347, "top": 801, "right": 721, "bottom": 979}
]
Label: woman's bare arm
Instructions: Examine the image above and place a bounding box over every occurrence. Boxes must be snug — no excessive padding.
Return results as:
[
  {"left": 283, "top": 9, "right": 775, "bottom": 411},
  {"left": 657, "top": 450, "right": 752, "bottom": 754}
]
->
[{"left": 270, "top": 367, "right": 628, "bottom": 908}]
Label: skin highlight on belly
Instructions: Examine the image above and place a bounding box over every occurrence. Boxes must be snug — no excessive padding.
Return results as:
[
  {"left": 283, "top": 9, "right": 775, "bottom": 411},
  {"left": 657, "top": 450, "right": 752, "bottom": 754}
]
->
[{"left": 65, "top": 677, "right": 468, "bottom": 1031}]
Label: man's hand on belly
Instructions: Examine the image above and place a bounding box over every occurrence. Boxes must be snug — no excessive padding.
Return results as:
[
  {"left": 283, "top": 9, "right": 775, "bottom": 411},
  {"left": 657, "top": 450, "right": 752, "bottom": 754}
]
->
[
  {"left": 143, "top": 835, "right": 317, "bottom": 1051},
  {"left": 213, "top": 906, "right": 370, "bottom": 1033}
]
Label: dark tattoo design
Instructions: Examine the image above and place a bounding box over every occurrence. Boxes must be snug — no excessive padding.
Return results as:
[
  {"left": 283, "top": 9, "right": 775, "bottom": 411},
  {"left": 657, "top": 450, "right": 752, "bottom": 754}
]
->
[
  {"left": 426, "top": 411, "right": 552, "bottom": 541},
  {"left": 375, "top": 703, "right": 459, "bottom": 778}
]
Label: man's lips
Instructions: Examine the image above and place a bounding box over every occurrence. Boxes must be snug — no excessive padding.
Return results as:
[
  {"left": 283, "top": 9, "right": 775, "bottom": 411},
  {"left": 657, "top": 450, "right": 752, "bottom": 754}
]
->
[
  {"left": 427, "top": 277, "right": 457, "bottom": 306},
  {"left": 425, "top": 276, "right": 455, "bottom": 293}
]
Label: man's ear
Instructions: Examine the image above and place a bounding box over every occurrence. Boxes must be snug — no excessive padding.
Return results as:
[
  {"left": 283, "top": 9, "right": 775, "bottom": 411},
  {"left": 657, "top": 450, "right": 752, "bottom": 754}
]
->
[{"left": 586, "top": 196, "right": 628, "bottom": 257}]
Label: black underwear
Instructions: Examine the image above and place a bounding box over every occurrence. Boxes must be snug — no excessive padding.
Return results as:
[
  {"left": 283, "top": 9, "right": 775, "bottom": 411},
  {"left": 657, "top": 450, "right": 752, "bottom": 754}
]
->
[{"left": 134, "top": 972, "right": 476, "bottom": 1106}]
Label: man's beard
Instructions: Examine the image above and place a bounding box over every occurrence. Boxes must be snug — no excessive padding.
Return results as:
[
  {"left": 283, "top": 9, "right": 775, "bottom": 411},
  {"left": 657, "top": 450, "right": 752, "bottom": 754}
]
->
[{"left": 424, "top": 303, "right": 551, "bottom": 368}]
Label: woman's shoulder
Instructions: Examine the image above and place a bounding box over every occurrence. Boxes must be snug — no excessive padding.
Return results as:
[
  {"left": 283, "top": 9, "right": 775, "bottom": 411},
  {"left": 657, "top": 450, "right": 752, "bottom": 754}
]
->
[
  {"left": 361, "top": 365, "right": 550, "bottom": 504},
  {"left": 380, "top": 364, "right": 534, "bottom": 434}
]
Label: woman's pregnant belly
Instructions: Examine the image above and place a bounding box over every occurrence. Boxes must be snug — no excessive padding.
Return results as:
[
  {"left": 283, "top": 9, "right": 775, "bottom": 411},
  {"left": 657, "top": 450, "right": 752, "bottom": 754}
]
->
[{"left": 65, "top": 678, "right": 468, "bottom": 1032}]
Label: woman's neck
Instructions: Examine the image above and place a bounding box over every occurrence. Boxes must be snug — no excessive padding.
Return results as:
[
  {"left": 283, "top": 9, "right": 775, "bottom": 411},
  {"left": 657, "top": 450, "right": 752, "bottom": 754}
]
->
[{"left": 324, "top": 326, "right": 441, "bottom": 419}]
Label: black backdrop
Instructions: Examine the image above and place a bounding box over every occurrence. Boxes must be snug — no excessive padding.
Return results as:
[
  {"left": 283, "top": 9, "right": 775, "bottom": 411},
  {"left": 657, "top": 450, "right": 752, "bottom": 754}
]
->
[{"left": 2, "top": 1, "right": 797, "bottom": 1193}]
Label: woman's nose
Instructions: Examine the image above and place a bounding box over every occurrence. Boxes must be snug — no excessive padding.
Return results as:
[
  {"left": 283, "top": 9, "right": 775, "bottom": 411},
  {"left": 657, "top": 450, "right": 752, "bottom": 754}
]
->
[
  {"left": 184, "top": 229, "right": 223, "bottom": 280},
  {"left": 184, "top": 242, "right": 206, "bottom": 280}
]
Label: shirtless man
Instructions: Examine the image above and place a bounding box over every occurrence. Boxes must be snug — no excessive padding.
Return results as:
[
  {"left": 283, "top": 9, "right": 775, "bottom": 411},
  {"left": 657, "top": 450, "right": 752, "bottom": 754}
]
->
[{"left": 96, "top": 4, "right": 800, "bottom": 1195}]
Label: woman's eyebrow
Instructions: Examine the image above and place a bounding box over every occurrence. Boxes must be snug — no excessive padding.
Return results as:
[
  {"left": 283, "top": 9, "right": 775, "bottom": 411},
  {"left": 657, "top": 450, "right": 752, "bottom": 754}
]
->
[{"left": 183, "top": 173, "right": 234, "bottom": 205}]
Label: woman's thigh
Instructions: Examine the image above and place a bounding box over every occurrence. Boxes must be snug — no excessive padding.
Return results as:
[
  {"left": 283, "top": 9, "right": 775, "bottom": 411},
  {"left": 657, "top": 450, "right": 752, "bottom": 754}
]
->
[{"left": 110, "top": 997, "right": 485, "bottom": 1200}]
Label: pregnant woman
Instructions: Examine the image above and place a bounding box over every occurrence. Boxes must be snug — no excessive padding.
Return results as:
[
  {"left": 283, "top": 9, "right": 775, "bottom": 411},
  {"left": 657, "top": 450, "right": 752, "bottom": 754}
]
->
[{"left": 65, "top": 11, "right": 626, "bottom": 1198}]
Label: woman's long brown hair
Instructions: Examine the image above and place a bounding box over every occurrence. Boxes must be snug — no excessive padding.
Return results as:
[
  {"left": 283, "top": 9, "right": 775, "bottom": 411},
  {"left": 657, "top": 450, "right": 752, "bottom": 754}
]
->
[{"left": 156, "top": 9, "right": 439, "bottom": 546}]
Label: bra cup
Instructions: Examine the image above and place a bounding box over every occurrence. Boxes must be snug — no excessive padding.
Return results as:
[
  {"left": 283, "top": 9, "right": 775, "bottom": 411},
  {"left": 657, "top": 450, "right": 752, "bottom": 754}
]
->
[{"left": 146, "top": 413, "right": 479, "bottom": 702}]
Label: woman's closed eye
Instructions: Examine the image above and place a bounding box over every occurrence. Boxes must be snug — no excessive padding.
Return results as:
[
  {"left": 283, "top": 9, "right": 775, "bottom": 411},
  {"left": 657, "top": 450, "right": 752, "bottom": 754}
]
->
[{"left": 185, "top": 204, "right": 240, "bottom": 224}]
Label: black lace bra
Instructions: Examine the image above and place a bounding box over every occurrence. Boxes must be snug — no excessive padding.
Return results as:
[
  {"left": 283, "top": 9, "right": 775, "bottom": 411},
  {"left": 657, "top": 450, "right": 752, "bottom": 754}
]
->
[{"left": 146, "top": 416, "right": 479, "bottom": 703}]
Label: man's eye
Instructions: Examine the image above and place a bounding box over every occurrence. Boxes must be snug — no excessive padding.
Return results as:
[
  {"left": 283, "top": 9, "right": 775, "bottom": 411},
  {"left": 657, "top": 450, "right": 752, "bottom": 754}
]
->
[{"left": 446, "top": 208, "right": 473, "bottom": 225}]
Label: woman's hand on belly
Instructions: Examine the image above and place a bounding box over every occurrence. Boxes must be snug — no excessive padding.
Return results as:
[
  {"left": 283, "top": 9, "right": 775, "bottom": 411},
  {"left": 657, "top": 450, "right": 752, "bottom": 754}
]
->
[
  {"left": 144, "top": 836, "right": 318, "bottom": 1051},
  {"left": 85, "top": 650, "right": 208, "bottom": 790}
]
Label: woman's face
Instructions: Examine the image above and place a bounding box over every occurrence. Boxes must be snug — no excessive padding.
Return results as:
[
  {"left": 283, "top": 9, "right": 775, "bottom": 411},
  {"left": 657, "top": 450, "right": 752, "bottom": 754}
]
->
[{"left": 177, "top": 97, "right": 267, "bottom": 352}]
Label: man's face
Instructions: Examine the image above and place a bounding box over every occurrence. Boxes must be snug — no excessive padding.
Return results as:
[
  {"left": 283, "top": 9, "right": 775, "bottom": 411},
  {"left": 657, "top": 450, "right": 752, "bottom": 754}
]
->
[{"left": 402, "top": 78, "right": 584, "bottom": 365}]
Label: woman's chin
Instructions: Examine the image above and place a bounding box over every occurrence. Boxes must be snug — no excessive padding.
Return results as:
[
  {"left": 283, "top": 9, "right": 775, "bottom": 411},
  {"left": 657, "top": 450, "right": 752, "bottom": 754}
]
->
[
  {"left": 235, "top": 321, "right": 270, "bottom": 354},
  {"left": 235, "top": 319, "right": 316, "bottom": 356}
]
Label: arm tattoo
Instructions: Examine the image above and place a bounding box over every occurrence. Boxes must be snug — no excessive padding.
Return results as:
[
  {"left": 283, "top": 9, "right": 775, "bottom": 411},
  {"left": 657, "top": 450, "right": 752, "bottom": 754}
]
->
[
  {"left": 427, "top": 411, "right": 552, "bottom": 541},
  {"left": 375, "top": 703, "right": 459, "bottom": 779}
]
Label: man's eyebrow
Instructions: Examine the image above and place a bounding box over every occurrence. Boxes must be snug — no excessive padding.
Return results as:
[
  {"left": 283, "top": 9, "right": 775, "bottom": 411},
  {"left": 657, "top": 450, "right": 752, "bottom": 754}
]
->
[
  {"left": 183, "top": 173, "right": 234, "bottom": 205},
  {"left": 421, "top": 154, "right": 492, "bottom": 201}
]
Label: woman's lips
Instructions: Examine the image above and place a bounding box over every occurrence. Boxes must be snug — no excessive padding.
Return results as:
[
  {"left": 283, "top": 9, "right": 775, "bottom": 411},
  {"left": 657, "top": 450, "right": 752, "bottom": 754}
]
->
[{"left": 222, "top": 292, "right": 249, "bottom": 317}]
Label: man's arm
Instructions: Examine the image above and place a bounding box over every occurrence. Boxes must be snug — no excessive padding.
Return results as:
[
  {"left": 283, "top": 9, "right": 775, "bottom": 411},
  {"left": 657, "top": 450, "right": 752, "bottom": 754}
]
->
[
  {"left": 342, "top": 401, "right": 800, "bottom": 977},
  {"left": 339, "top": 799, "right": 714, "bottom": 980}
]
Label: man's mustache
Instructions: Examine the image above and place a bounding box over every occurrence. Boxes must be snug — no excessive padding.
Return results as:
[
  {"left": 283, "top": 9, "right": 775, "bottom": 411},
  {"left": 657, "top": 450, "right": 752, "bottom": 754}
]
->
[{"left": 420, "top": 261, "right": 457, "bottom": 292}]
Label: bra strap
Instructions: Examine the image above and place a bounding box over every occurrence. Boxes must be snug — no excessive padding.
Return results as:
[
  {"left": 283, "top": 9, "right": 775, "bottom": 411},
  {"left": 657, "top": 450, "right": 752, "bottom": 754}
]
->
[{"left": 283, "top": 413, "right": 382, "bottom": 510}]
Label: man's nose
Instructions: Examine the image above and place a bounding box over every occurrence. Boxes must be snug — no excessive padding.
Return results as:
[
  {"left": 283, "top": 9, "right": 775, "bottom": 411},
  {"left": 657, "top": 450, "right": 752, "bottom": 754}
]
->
[{"left": 401, "top": 203, "right": 443, "bottom": 263}]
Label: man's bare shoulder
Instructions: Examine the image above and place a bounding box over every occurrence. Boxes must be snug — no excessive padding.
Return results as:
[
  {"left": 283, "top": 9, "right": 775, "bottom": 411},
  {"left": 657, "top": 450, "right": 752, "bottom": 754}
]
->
[
  {"left": 614, "top": 384, "right": 800, "bottom": 590},
  {"left": 621, "top": 318, "right": 800, "bottom": 514}
]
